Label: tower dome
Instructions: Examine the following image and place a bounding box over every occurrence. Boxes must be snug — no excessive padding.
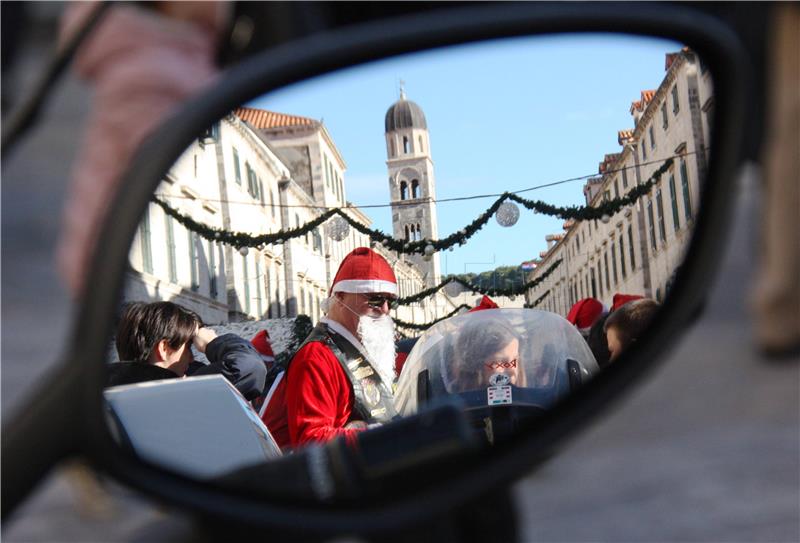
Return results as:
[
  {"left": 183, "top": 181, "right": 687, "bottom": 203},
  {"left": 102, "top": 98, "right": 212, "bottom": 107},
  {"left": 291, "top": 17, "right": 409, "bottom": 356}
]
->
[{"left": 384, "top": 89, "right": 427, "bottom": 133}]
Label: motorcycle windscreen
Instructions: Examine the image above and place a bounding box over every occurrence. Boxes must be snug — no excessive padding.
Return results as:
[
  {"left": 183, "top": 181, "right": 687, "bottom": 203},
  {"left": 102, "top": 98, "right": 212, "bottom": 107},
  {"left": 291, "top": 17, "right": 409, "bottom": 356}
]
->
[
  {"left": 104, "top": 374, "right": 282, "bottom": 479},
  {"left": 395, "top": 308, "right": 600, "bottom": 415}
]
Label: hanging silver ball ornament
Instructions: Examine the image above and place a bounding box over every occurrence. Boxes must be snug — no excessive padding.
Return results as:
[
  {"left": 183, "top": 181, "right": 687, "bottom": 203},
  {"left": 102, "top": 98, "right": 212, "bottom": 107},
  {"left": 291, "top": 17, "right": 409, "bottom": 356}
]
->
[
  {"left": 509, "top": 294, "right": 516, "bottom": 302},
  {"left": 459, "top": 229, "right": 467, "bottom": 236},
  {"left": 424, "top": 244, "right": 435, "bottom": 256},
  {"left": 382, "top": 239, "right": 390, "bottom": 246},
  {"left": 326, "top": 215, "right": 350, "bottom": 241},
  {"left": 601, "top": 214, "right": 611, "bottom": 224},
  {"left": 444, "top": 281, "right": 462, "bottom": 297},
  {"left": 495, "top": 201, "right": 520, "bottom": 227},
  {"left": 448, "top": 246, "right": 454, "bottom": 252},
  {"left": 238, "top": 246, "right": 249, "bottom": 256},
  {"left": 423, "top": 253, "right": 432, "bottom": 262}
]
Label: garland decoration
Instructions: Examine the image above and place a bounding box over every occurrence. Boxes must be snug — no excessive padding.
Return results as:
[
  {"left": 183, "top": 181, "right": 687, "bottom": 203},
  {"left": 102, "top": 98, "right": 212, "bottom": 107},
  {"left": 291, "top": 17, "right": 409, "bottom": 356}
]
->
[
  {"left": 396, "top": 259, "right": 562, "bottom": 306},
  {"left": 393, "top": 304, "right": 471, "bottom": 332},
  {"left": 153, "top": 158, "right": 672, "bottom": 256},
  {"left": 524, "top": 290, "right": 551, "bottom": 309}
]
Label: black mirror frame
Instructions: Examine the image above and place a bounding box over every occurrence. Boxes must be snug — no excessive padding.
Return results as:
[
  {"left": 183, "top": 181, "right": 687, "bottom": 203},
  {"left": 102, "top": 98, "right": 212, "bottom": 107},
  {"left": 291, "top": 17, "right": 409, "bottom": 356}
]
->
[{"left": 2, "top": 2, "right": 746, "bottom": 536}]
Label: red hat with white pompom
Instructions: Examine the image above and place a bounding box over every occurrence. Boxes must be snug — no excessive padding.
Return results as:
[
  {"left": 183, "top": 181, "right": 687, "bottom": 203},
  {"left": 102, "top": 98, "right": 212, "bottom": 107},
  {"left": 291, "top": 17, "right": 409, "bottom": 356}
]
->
[{"left": 331, "top": 247, "right": 397, "bottom": 295}]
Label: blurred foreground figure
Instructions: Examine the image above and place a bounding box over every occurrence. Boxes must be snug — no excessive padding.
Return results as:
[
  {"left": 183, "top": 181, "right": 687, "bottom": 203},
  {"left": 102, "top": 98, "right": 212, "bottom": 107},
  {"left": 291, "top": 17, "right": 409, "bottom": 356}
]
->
[
  {"left": 56, "top": 1, "right": 228, "bottom": 297},
  {"left": 751, "top": 3, "right": 800, "bottom": 358}
]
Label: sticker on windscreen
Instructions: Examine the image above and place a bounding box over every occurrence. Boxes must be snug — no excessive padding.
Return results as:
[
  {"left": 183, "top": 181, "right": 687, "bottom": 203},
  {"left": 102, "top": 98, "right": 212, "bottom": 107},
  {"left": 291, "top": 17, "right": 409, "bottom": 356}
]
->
[{"left": 487, "top": 385, "right": 512, "bottom": 405}]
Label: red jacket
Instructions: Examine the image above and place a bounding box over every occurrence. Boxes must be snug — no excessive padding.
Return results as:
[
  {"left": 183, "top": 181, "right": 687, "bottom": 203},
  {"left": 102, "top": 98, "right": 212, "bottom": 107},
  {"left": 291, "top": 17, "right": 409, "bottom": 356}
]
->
[{"left": 261, "top": 341, "right": 362, "bottom": 449}]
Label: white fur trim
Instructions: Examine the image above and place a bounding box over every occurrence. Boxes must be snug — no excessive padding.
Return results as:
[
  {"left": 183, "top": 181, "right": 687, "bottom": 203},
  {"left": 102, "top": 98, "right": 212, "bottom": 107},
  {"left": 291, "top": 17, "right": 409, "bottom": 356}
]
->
[{"left": 331, "top": 279, "right": 397, "bottom": 295}]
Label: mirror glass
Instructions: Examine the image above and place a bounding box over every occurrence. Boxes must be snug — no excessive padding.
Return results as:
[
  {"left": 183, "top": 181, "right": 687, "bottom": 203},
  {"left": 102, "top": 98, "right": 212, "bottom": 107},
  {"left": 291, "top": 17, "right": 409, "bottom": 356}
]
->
[{"left": 103, "top": 33, "right": 713, "bottom": 481}]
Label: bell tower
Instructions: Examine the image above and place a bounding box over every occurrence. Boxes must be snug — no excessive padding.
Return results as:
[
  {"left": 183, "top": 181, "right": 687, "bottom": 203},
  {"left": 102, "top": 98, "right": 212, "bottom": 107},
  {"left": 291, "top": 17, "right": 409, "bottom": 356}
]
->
[{"left": 384, "top": 86, "right": 441, "bottom": 287}]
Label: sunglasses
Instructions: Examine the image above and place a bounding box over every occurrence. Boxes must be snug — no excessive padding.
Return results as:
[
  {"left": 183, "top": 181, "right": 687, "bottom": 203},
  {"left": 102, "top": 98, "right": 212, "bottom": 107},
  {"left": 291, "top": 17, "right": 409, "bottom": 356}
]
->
[{"left": 363, "top": 294, "right": 398, "bottom": 310}]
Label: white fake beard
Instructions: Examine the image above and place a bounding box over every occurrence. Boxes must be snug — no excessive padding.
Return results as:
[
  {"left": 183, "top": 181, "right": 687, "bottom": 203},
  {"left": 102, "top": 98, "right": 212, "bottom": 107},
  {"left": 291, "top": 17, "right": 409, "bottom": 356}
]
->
[{"left": 357, "top": 314, "right": 397, "bottom": 385}]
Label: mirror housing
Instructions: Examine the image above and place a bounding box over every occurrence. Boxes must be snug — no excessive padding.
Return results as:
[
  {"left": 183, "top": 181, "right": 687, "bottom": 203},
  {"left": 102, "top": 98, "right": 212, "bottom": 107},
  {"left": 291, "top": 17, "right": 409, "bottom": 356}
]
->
[{"left": 2, "top": 2, "right": 747, "bottom": 536}]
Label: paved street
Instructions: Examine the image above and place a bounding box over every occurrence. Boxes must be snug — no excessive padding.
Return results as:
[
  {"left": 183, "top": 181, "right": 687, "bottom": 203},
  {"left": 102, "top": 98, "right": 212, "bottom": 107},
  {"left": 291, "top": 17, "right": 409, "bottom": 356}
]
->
[{"left": 2, "top": 7, "right": 798, "bottom": 542}]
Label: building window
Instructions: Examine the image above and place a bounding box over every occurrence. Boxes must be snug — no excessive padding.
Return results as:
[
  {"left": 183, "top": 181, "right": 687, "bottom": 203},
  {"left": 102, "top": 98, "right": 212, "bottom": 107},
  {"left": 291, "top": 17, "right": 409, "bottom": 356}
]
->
[
  {"left": 411, "top": 179, "right": 420, "bottom": 198},
  {"left": 415, "top": 224, "right": 422, "bottom": 241},
  {"left": 647, "top": 199, "right": 657, "bottom": 252},
  {"left": 270, "top": 190, "right": 276, "bottom": 219},
  {"left": 188, "top": 231, "right": 200, "bottom": 292},
  {"left": 611, "top": 244, "right": 618, "bottom": 285},
  {"left": 604, "top": 251, "right": 611, "bottom": 292},
  {"left": 649, "top": 126, "right": 655, "bottom": 149},
  {"left": 418, "top": 136, "right": 424, "bottom": 153},
  {"left": 242, "top": 254, "right": 250, "bottom": 314},
  {"left": 400, "top": 181, "right": 408, "bottom": 200},
  {"left": 209, "top": 241, "right": 218, "bottom": 299},
  {"left": 165, "top": 216, "right": 177, "bottom": 283},
  {"left": 233, "top": 148, "right": 241, "bottom": 185},
  {"left": 390, "top": 139, "right": 396, "bottom": 157},
  {"left": 404, "top": 224, "right": 410, "bottom": 241},
  {"left": 324, "top": 155, "right": 330, "bottom": 187},
  {"left": 672, "top": 85, "right": 680, "bottom": 114},
  {"left": 139, "top": 207, "right": 153, "bottom": 274},
  {"left": 669, "top": 174, "right": 681, "bottom": 232},
  {"left": 622, "top": 167, "right": 629, "bottom": 189},
  {"left": 327, "top": 161, "right": 334, "bottom": 191},
  {"left": 619, "top": 235, "right": 626, "bottom": 279},
  {"left": 603, "top": 190, "right": 611, "bottom": 203},
  {"left": 403, "top": 136, "right": 410, "bottom": 154},
  {"left": 641, "top": 142, "right": 647, "bottom": 161},
  {"left": 656, "top": 188, "right": 667, "bottom": 242},
  {"left": 680, "top": 159, "right": 693, "bottom": 221},
  {"left": 590, "top": 268, "right": 597, "bottom": 298},
  {"left": 628, "top": 224, "right": 636, "bottom": 270},
  {"left": 614, "top": 179, "right": 620, "bottom": 199},
  {"left": 661, "top": 102, "right": 669, "bottom": 130},
  {"left": 313, "top": 228, "right": 323, "bottom": 253}
]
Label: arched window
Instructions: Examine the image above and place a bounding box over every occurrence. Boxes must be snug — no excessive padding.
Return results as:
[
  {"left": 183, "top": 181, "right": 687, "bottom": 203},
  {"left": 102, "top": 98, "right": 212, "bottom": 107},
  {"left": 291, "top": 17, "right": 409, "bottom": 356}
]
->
[
  {"left": 403, "top": 136, "right": 410, "bottom": 154},
  {"left": 400, "top": 181, "right": 408, "bottom": 200},
  {"left": 411, "top": 179, "right": 420, "bottom": 198},
  {"left": 416, "top": 224, "right": 422, "bottom": 241},
  {"left": 390, "top": 139, "right": 396, "bottom": 157},
  {"left": 418, "top": 136, "right": 424, "bottom": 153},
  {"left": 404, "top": 224, "right": 410, "bottom": 241}
]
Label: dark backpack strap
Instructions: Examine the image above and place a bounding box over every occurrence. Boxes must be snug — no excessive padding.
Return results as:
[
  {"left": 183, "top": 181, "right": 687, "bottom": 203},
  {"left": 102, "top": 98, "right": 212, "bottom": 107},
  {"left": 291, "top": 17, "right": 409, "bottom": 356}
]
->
[{"left": 294, "top": 322, "right": 397, "bottom": 424}]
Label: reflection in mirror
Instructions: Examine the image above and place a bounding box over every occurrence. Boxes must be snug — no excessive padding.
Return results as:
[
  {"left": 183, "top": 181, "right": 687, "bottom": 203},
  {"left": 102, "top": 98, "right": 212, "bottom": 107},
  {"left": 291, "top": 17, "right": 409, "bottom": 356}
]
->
[{"left": 104, "top": 33, "right": 712, "bottom": 482}]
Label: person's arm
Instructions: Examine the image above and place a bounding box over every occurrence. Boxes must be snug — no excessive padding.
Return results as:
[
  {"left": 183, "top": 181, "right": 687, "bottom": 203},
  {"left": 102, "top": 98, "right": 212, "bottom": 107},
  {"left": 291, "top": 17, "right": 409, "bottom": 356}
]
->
[
  {"left": 286, "top": 342, "right": 363, "bottom": 447},
  {"left": 192, "top": 329, "right": 267, "bottom": 401}
]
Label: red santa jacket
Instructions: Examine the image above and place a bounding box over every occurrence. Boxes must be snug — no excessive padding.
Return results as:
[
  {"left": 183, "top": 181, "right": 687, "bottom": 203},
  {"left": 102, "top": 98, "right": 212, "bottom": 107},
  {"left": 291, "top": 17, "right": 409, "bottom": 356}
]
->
[{"left": 261, "top": 341, "right": 361, "bottom": 449}]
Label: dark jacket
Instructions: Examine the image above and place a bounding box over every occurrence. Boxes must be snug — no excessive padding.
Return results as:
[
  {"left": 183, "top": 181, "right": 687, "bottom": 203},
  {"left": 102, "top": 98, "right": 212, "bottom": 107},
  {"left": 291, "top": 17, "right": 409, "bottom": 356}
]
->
[{"left": 107, "top": 333, "right": 267, "bottom": 401}]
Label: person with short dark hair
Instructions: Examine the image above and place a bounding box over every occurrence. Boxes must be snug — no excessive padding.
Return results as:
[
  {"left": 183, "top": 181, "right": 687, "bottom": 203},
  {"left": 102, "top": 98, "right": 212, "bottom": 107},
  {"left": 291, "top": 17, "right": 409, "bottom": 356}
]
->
[
  {"left": 604, "top": 298, "right": 661, "bottom": 361},
  {"left": 108, "top": 301, "right": 266, "bottom": 401}
]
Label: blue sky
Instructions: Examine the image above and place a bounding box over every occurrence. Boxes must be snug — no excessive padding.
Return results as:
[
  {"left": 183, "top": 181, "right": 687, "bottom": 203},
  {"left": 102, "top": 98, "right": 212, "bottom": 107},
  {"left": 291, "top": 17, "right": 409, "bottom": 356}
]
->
[{"left": 251, "top": 33, "right": 681, "bottom": 276}]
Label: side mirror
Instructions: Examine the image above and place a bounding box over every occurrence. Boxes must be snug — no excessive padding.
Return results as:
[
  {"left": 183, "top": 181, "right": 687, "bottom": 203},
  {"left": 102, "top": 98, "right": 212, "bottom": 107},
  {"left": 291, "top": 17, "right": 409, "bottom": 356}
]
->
[{"left": 2, "top": 3, "right": 747, "bottom": 539}]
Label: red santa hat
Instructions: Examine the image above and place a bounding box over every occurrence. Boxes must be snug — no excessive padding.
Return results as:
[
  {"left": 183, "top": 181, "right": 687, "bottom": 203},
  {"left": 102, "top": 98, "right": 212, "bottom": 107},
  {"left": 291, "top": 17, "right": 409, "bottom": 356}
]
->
[
  {"left": 251, "top": 329, "right": 275, "bottom": 360},
  {"left": 468, "top": 295, "right": 500, "bottom": 313},
  {"left": 611, "top": 293, "right": 644, "bottom": 312},
  {"left": 566, "top": 298, "right": 605, "bottom": 333},
  {"left": 331, "top": 247, "right": 397, "bottom": 296}
]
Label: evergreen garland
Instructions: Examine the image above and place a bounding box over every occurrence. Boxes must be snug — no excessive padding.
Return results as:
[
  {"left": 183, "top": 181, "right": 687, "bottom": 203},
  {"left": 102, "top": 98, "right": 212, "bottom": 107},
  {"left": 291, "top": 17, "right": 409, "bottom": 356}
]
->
[
  {"left": 524, "top": 290, "right": 551, "bottom": 309},
  {"left": 393, "top": 304, "right": 471, "bottom": 332},
  {"left": 396, "top": 259, "right": 562, "bottom": 305},
  {"left": 153, "top": 157, "right": 673, "bottom": 256}
]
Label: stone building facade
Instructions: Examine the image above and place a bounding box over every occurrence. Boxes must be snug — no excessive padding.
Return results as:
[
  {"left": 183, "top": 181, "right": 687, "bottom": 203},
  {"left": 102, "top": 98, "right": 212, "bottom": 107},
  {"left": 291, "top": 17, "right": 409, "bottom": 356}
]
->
[
  {"left": 125, "top": 102, "right": 456, "bottom": 327},
  {"left": 525, "top": 48, "right": 714, "bottom": 315}
]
